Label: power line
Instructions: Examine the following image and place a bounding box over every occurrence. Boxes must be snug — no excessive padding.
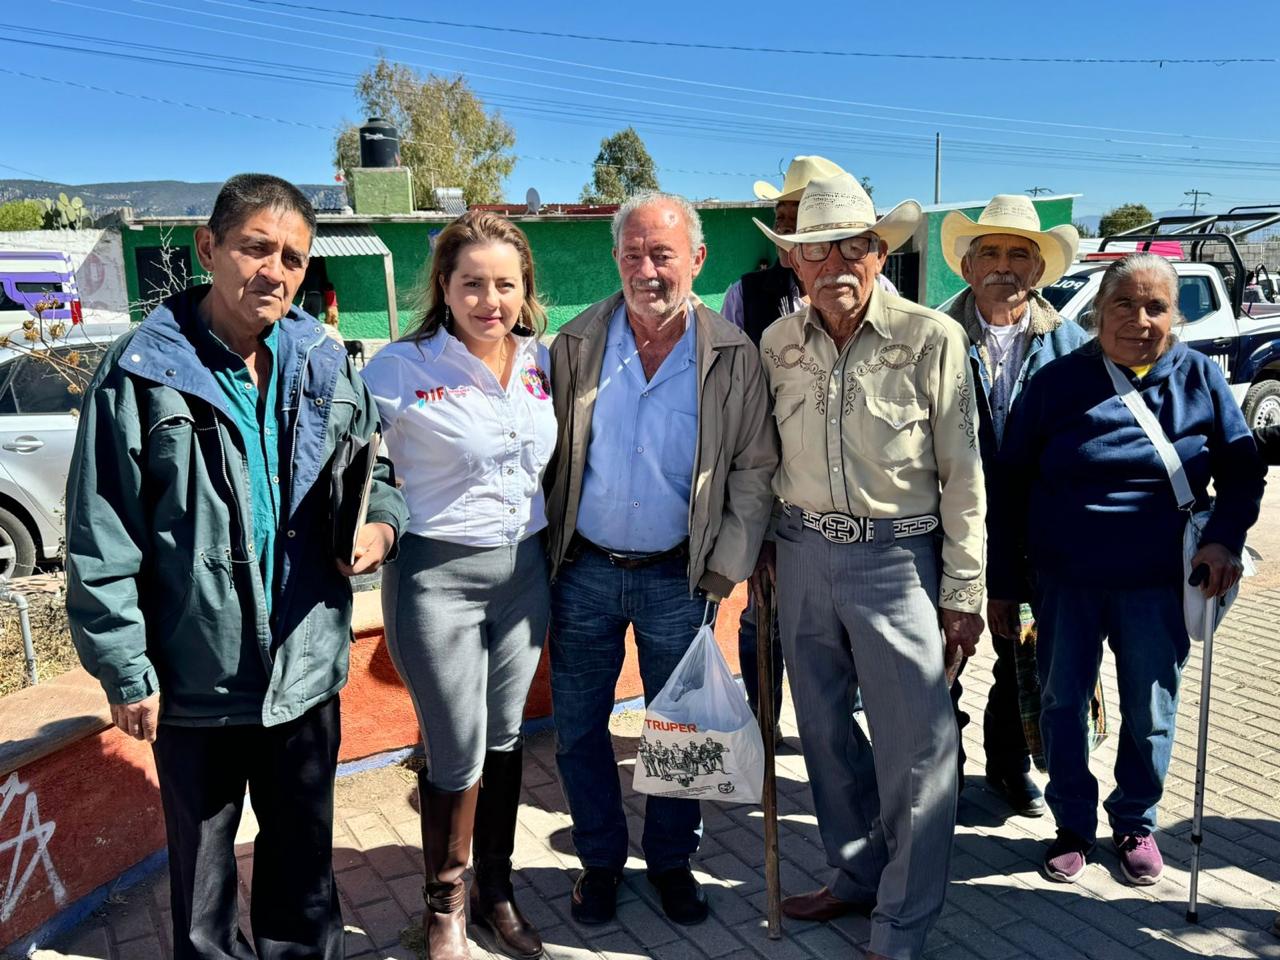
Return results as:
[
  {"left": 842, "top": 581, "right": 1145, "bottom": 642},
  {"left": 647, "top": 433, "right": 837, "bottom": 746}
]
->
[
  {"left": 47, "top": 0, "right": 1275, "bottom": 156},
  {"left": 46, "top": 0, "right": 1280, "bottom": 174},
  {"left": 240, "top": 0, "right": 1280, "bottom": 67},
  {"left": 180, "top": 0, "right": 1280, "bottom": 150},
  {"left": 12, "top": 22, "right": 1280, "bottom": 189}
]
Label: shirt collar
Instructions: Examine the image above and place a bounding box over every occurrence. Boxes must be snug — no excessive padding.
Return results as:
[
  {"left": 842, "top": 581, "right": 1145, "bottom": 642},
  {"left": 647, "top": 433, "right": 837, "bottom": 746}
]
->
[
  {"left": 802, "top": 283, "right": 890, "bottom": 341},
  {"left": 425, "top": 324, "right": 539, "bottom": 363},
  {"left": 610, "top": 299, "right": 694, "bottom": 346},
  {"left": 975, "top": 301, "right": 1031, "bottom": 335}
]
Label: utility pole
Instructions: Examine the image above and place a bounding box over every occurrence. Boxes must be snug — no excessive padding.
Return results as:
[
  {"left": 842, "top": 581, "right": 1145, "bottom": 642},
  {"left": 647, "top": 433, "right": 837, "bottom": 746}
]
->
[
  {"left": 934, "top": 133, "right": 941, "bottom": 204},
  {"left": 1026, "top": 186, "right": 1053, "bottom": 197},
  {"left": 1183, "top": 188, "right": 1212, "bottom": 215}
]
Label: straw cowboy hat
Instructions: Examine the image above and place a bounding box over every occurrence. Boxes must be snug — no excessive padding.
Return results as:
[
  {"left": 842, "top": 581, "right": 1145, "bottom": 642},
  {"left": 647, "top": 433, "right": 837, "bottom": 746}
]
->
[
  {"left": 941, "top": 194, "right": 1080, "bottom": 287},
  {"left": 753, "top": 155, "right": 846, "bottom": 202},
  {"left": 754, "top": 172, "right": 922, "bottom": 254}
]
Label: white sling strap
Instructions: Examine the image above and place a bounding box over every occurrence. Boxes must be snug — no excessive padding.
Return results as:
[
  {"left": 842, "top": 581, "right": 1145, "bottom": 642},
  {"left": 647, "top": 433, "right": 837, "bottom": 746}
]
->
[{"left": 1102, "top": 355, "right": 1196, "bottom": 511}]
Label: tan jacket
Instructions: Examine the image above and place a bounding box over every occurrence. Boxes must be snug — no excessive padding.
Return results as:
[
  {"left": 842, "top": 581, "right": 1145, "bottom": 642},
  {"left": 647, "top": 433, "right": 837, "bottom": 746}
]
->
[{"left": 546, "top": 293, "right": 778, "bottom": 597}]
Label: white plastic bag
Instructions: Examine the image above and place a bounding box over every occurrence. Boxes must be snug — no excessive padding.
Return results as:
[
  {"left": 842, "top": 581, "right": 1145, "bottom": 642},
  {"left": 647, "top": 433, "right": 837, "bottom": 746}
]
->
[{"left": 632, "top": 624, "right": 765, "bottom": 805}]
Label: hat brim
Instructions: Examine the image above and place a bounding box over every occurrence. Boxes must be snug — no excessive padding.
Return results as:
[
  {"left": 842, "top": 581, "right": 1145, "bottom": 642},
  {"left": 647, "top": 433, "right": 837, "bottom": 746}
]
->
[
  {"left": 754, "top": 180, "right": 781, "bottom": 201},
  {"left": 940, "top": 212, "right": 1080, "bottom": 288},
  {"left": 754, "top": 199, "right": 922, "bottom": 255}
]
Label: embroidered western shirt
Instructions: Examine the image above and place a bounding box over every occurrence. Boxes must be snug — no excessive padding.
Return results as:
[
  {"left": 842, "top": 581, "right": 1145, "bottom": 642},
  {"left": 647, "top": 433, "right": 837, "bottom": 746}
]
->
[
  {"left": 361, "top": 328, "right": 556, "bottom": 547},
  {"left": 759, "top": 285, "right": 986, "bottom": 612}
]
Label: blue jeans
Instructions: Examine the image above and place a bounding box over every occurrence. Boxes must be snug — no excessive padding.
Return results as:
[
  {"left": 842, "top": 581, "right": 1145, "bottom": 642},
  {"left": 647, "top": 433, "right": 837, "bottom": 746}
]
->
[
  {"left": 1035, "top": 574, "right": 1190, "bottom": 839},
  {"left": 550, "top": 546, "right": 705, "bottom": 873}
]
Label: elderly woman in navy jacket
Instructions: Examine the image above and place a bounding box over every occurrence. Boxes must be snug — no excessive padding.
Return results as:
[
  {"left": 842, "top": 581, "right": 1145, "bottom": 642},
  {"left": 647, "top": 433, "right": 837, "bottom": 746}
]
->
[{"left": 990, "top": 252, "right": 1265, "bottom": 889}]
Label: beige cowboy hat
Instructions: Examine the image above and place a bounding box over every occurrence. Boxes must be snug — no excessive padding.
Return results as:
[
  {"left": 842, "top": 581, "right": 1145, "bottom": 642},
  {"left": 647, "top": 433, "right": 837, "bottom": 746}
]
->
[
  {"left": 754, "top": 172, "right": 922, "bottom": 254},
  {"left": 941, "top": 194, "right": 1080, "bottom": 287},
  {"left": 753, "top": 155, "right": 846, "bottom": 202}
]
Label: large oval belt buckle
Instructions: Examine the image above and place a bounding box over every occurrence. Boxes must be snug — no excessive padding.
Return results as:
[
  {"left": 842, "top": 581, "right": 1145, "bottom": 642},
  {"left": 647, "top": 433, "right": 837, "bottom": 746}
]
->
[{"left": 817, "top": 512, "right": 860, "bottom": 544}]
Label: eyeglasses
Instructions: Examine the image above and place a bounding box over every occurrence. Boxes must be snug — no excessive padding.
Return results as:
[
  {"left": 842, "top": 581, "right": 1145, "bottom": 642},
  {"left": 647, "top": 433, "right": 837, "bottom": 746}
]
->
[{"left": 797, "top": 235, "right": 879, "bottom": 264}]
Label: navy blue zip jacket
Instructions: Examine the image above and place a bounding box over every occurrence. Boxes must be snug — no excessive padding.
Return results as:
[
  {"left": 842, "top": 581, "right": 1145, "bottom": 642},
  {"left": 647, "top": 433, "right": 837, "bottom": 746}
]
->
[{"left": 990, "top": 339, "right": 1264, "bottom": 599}]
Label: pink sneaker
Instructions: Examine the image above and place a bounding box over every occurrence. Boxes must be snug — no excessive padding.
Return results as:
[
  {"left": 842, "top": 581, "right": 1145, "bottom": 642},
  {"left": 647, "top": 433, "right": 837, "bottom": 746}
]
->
[
  {"left": 1114, "top": 832, "right": 1164, "bottom": 885},
  {"left": 1043, "top": 830, "right": 1094, "bottom": 883}
]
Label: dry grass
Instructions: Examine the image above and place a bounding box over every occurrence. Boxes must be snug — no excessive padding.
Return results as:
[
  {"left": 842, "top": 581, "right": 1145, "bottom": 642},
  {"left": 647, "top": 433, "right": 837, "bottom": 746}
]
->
[{"left": 0, "top": 583, "right": 78, "bottom": 697}]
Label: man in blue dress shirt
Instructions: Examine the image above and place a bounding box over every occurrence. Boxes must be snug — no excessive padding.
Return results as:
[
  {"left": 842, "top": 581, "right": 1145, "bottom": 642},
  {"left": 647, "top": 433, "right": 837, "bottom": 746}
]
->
[{"left": 545, "top": 193, "right": 777, "bottom": 928}]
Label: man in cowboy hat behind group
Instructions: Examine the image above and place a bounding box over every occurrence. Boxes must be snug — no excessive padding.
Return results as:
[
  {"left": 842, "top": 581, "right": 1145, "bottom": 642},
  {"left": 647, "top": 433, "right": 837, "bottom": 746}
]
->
[
  {"left": 940, "top": 196, "right": 1084, "bottom": 820},
  {"left": 752, "top": 172, "right": 986, "bottom": 960}
]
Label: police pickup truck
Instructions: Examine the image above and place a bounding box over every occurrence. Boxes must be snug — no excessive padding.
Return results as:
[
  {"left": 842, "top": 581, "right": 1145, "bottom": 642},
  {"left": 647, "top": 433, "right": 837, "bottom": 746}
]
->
[{"left": 1041, "top": 210, "right": 1280, "bottom": 430}]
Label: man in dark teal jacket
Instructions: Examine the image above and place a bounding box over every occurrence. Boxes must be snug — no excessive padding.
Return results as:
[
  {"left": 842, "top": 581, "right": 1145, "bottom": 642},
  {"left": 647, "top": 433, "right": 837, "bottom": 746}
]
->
[
  {"left": 941, "top": 195, "right": 1086, "bottom": 821},
  {"left": 65, "top": 174, "right": 406, "bottom": 960}
]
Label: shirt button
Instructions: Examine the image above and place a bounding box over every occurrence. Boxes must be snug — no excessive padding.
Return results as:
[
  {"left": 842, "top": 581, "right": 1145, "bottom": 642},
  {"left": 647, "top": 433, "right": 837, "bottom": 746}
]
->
[
  {"left": 286, "top": 530, "right": 296, "bottom": 538},
  {"left": 509, "top": 431, "right": 517, "bottom": 439},
  {"left": 506, "top": 467, "right": 514, "bottom": 475},
  {"left": 642, "top": 392, "right": 649, "bottom": 398},
  {"left": 830, "top": 418, "right": 836, "bottom": 425},
  {"left": 633, "top": 501, "right": 640, "bottom": 508},
  {"left": 243, "top": 382, "right": 254, "bottom": 391},
  {"left": 832, "top": 466, "right": 840, "bottom": 473},
  {"left": 271, "top": 475, "right": 279, "bottom": 484},
  {"left": 636, "top": 445, "right": 644, "bottom": 453},
  {"left": 509, "top": 507, "right": 516, "bottom": 514}
]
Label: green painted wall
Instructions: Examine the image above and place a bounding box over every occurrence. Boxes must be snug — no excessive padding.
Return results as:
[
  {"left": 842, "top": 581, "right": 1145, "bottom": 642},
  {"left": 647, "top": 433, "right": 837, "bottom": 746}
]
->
[
  {"left": 121, "top": 209, "right": 775, "bottom": 337},
  {"left": 924, "top": 197, "right": 1075, "bottom": 308}
]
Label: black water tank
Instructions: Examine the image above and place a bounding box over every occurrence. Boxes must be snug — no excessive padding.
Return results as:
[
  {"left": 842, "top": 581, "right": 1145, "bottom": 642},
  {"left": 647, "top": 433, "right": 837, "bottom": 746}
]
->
[{"left": 359, "top": 117, "right": 400, "bottom": 168}]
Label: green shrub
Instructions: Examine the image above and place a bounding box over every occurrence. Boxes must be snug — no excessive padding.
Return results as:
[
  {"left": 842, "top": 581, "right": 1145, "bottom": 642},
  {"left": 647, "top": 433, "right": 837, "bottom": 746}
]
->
[{"left": 0, "top": 199, "right": 45, "bottom": 232}]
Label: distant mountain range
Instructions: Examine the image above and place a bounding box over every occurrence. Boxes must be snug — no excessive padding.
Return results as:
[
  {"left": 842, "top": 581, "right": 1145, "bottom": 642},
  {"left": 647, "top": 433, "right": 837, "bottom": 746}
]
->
[{"left": 0, "top": 179, "right": 349, "bottom": 217}]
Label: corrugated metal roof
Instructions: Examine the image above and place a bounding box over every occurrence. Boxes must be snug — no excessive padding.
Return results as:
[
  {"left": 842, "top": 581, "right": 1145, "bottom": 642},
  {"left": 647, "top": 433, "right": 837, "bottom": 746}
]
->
[{"left": 311, "top": 224, "right": 391, "bottom": 258}]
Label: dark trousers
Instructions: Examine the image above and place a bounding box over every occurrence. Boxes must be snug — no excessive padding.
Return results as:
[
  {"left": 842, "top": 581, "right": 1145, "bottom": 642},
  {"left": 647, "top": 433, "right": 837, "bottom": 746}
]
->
[
  {"left": 951, "top": 635, "right": 1030, "bottom": 776},
  {"left": 151, "top": 696, "right": 344, "bottom": 960},
  {"left": 736, "top": 597, "right": 784, "bottom": 723}
]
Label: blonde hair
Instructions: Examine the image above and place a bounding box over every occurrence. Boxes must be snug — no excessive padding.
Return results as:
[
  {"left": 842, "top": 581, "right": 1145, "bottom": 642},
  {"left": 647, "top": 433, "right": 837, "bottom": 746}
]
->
[{"left": 406, "top": 210, "right": 547, "bottom": 342}]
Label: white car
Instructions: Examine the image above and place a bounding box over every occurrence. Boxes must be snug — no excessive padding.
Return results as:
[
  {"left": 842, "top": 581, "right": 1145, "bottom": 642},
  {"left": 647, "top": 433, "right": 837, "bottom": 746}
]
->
[
  {"left": 0, "top": 323, "right": 127, "bottom": 577},
  {"left": 1041, "top": 258, "right": 1280, "bottom": 427}
]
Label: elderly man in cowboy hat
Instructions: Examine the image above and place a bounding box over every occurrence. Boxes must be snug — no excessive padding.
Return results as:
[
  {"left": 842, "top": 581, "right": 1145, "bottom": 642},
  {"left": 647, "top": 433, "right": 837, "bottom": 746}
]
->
[
  {"left": 940, "top": 196, "right": 1085, "bottom": 820},
  {"left": 752, "top": 172, "right": 985, "bottom": 960}
]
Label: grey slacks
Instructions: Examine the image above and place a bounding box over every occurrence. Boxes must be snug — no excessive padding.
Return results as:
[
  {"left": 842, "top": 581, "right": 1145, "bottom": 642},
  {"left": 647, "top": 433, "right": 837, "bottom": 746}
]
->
[
  {"left": 775, "top": 510, "right": 957, "bottom": 960},
  {"left": 382, "top": 533, "right": 550, "bottom": 791}
]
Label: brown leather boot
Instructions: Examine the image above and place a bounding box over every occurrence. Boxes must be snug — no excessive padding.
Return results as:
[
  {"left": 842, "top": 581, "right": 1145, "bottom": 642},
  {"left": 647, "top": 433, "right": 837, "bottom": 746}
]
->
[
  {"left": 420, "top": 771, "right": 479, "bottom": 960},
  {"left": 470, "top": 748, "right": 543, "bottom": 959}
]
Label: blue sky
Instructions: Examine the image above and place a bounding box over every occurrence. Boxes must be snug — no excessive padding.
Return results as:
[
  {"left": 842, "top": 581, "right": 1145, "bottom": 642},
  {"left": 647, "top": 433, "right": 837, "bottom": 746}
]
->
[{"left": 4, "top": 0, "right": 1279, "bottom": 217}]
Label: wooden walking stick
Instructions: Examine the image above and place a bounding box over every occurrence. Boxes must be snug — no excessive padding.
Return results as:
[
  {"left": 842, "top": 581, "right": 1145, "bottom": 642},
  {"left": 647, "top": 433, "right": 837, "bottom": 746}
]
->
[{"left": 756, "top": 581, "right": 782, "bottom": 938}]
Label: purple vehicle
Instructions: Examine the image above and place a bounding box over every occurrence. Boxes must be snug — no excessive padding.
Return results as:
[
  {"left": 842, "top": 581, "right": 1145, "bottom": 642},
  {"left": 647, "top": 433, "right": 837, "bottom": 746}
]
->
[{"left": 0, "top": 251, "right": 82, "bottom": 327}]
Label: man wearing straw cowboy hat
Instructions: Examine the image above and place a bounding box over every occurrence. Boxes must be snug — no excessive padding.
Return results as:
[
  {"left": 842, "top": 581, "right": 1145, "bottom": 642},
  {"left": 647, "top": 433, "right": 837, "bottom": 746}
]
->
[
  {"left": 752, "top": 172, "right": 985, "bottom": 960},
  {"left": 939, "top": 195, "right": 1086, "bottom": 819}
]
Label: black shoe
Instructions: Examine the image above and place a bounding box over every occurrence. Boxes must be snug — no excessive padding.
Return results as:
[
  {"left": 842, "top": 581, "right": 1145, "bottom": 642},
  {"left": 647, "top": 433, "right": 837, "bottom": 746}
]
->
[
  {"left": 647, "top": 867, "right": 709, "bottom": 926},
  {"left": 570, "top": 867, "right": 622, "bottom": 925},
  {"left": 985, "top": 768, "right": 1046, "bottom": 818}
]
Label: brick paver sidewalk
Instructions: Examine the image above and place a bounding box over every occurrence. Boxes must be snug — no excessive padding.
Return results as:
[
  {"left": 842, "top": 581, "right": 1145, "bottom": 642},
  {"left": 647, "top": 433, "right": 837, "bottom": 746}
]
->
[{"left": 38, "top": 590, "right": 1280, "bottom": 960}]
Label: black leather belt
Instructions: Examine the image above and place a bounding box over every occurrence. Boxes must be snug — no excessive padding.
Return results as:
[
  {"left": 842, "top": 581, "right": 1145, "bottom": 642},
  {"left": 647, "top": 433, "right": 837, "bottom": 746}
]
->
[
  {"left": 781, "top": 503, "right": 939, "bottom": 545},
  {"left": 574, "top": 534, "right": 689, "bottom": 570}
]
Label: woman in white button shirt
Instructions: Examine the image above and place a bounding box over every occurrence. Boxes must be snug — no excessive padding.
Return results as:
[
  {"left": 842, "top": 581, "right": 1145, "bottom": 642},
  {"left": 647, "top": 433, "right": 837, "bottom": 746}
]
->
[{"left": 362, "top": 211, "right": 555, "bottom": 960}]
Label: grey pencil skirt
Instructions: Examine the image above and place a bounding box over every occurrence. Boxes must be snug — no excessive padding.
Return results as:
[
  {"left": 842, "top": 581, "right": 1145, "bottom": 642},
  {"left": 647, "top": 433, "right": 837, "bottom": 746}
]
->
[{"left": 381, "top": 533, "right": 550, "bottom": 791}]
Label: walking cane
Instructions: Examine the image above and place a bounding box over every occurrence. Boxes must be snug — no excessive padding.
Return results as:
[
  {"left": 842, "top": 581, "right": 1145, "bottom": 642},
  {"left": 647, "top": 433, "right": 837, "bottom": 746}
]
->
[
  {"left": 1186, "top": 563, "right": 1220, "bottom": 924},
  {"left": 756, "top": 581, "right": 783, "bottom": 938}
]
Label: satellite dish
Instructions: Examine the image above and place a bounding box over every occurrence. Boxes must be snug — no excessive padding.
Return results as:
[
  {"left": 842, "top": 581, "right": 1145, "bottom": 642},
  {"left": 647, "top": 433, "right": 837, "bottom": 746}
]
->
[{"left": 526, "top": 187, "right": 542, "bottom": 215}]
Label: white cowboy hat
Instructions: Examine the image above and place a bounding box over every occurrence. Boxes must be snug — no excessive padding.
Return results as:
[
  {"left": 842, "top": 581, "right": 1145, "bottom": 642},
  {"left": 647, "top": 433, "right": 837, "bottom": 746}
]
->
[
  {"left": 753, "top": 172, "right": 922, "bottom": 254},
  {"left": 941, "top": 194, "right": 1080, "bottom": 287},
  {"left": 753, "top": 155, "right": 846, "bottom": 202}
]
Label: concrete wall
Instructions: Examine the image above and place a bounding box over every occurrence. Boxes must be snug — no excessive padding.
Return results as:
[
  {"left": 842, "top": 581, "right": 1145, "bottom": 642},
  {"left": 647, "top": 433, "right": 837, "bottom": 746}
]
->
[{"left": 120, "top": 209, "right": 779, "bottom": 337}]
